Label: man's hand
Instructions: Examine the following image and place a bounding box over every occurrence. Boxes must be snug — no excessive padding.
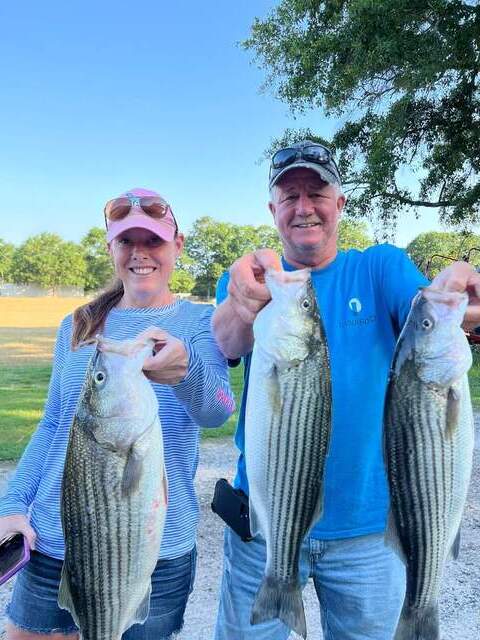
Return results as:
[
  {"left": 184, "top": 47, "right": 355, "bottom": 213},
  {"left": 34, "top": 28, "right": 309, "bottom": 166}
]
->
[
  {"left": 0, "top": 514, "right": 36, "bottom": 550},
  {"left": 227, "top": 249, "right": 282, "bottom": 326},
  {"left": 138, "top": 327, "right": 188, "bottom": 385},
  {"left": 211, "top": 249, "right": 282, "bottom": 360},
  {"left": 430, "top": 261, "right": 480, "bottom": 329}
]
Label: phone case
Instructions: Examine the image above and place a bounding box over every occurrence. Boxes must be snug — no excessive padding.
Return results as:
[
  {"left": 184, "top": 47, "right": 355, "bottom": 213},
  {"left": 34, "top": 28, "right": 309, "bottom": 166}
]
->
[
  {"left": 211, "top": 478, "right": 253, "bottom": 542},
  {"left": 0, "top": 534, "right": 30, "bottom": 586}
]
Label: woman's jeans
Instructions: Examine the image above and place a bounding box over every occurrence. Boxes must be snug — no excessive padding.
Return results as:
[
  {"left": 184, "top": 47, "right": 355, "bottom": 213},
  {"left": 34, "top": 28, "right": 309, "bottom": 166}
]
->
[{"left": 7, "top": 547, "right": 196, "bottom": 639}]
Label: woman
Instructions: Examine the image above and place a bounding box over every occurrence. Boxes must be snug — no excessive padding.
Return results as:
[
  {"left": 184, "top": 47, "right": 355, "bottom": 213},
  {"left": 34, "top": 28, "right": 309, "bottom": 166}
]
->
[{"left": 0, "top": 188, "right": 235, "bottom": 640}]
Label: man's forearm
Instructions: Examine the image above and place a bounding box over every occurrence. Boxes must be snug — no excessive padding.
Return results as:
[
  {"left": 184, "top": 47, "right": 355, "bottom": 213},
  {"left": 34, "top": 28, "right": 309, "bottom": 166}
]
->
[{"left": 212, "top": 297, "right": 255, "bottom": 359}]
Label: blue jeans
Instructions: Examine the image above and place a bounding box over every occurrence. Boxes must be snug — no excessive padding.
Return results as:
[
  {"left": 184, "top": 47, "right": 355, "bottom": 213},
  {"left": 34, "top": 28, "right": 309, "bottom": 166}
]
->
[
  {"left": 7, "top": 547, "right": 196, "bottom": 639},
  {"left": 214, "top": 528, "right": 405, "bottom": 640}
]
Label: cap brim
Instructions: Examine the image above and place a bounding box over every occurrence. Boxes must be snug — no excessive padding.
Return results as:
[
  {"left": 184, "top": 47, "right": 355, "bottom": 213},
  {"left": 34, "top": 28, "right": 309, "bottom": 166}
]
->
[
  {"left": 269, "top": 162, "right": 341, "bottom": 189},
  {"left": 106, "top": 213, "right": 176, "bottom": 243}
]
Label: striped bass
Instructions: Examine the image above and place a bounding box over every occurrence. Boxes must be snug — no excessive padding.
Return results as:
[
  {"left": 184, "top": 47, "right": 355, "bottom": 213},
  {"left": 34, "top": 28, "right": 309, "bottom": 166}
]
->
[
  {"left": 245, "top": 269, "right": 331, "bottom": 639},
  {"left": 384, "top": 288, "right": 474, "bottom": 640},
  {"left": 59, "top": 336, "right": 167, "bottom": 640}
]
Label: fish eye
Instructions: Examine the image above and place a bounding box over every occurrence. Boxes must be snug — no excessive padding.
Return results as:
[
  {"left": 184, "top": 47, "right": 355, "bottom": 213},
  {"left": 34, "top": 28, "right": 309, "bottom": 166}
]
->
[
  {"left": 94, "top": 371, "right": 106, "bottom": 385},
  {"left": 421, "top": 318, "right": 433, "bottom": 330},
  {"left": 300, "top": 297, "right": 311, "bottom": 311}
]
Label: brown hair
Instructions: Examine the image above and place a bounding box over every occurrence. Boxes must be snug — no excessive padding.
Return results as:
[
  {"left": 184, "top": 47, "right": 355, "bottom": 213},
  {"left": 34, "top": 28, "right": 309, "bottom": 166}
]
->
[{"left": 71, "top": 279, "right": 124, "bottom": 349}]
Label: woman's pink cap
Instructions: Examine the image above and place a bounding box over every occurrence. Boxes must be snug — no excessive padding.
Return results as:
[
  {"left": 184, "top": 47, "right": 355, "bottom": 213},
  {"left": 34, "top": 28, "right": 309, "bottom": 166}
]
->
[{"left": 106, "top": 187, "right": 177, "bottom": 243}]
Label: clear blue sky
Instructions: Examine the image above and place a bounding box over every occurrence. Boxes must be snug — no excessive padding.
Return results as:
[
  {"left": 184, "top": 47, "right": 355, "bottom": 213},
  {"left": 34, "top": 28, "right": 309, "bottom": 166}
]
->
[{"left": 0, "top": 0, "right": 443, "bottom": 248}]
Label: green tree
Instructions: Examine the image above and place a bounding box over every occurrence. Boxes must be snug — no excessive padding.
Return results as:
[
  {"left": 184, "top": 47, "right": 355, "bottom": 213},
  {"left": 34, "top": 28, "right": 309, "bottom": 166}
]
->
[
  {"left": 253, "top": 225, "right": 283, "bottom": 255},
  {"left": 407, "top": 231, "right": 480, "bottom": 277},
  {"left": 245, "top": 1, "right": 480, "bottom": 227},
  {"left": 185, "top": 217, "right": 283, "bottom": 297},
  {"left": 337, "top": 219, "right": 372, "bottom": 251},
  {"left": 170, "top": 253, "right": 196, "bottom": 293},
  {"left": 11, "top": 233, "right": 86, "bottom": 292},
  {"left": 0, "top": 239, "right": 15, "bottom": 282},
  {"left": 170, "top": 269, "right": 196, "bottom": 294},
  {"left": 81, "top": 227, "right": 114, "bottom": 292}
]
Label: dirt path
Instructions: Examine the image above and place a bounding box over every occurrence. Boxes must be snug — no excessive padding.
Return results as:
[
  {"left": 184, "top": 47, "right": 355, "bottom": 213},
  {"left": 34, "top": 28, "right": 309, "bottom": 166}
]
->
[{"left": 1, "top": 428, "right": 479, "bottom": 639}]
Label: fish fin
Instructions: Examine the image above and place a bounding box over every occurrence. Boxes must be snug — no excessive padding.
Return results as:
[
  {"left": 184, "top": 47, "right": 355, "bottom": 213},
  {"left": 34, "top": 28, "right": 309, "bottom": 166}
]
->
[
  {"left": 132, "top": 583, "right": 152, "bottom": 626},
  {"left": 449, "top": 528, "right": 461, "bottom": 560},
  {"left": 384, "top": 510, "right": 406, "bottom": 563},
  {"left": 121, "top": 446, "right": 144, "bottom": 497},
  {"left": 58, "top": 561, "right": 81, "bottom": 627},
  {"left": 307, "top": 490, "right": 325, "bottom": 531},
  {"left": 445, "top": 385, "right": 460, "bottom": 438},
  {"left": 266, "top": 366, "right": 282, "bottom": 412},
  {"left": 119, "top": 583, "right": 152, "bottom": 637},
  {"left": 251, "top": 576, "right": 306, "bottom": 639},
  {"left": 394, "top": 602, "right": 439, "bottom": 640},
  {"left": 248, "top": 499, "right": 261, "bottom": 538}
]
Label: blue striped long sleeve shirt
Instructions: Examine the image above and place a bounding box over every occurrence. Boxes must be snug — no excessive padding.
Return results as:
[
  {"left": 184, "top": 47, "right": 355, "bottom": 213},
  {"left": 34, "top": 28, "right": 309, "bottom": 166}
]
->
[{"left": 0, "top": 300, "right": 235, "bottom": 559}]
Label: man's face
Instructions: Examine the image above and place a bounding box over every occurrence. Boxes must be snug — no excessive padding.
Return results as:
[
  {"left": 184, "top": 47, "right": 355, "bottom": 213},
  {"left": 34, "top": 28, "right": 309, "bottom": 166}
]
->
[{"left": 269, "top": 167, "right": 345, "bottom": 268}]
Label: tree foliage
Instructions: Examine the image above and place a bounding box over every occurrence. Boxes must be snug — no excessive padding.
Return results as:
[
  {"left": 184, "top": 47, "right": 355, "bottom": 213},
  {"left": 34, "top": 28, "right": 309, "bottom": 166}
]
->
[
  {"left": 11, "top": 233, "right": 86, "bottom": 292},
  {"left": 185, "top": 216, "right": 283, "bottom": 297},
  {"left": 170, "top": 254, "right": 196, "bottom": 294},
  {"left": 245, "top": 1, "right": 480, "bottom": 227},
  {"left": 81, "top": 227, "right": 114, "bottom": 292},
  {"left": 3, "top": 217, "right": 372, "bottom": 295},
  {"left": 337, "top": 218, "right": 372, "bottom": 251},
  {"left": 0, "top": 239, "right": 15, "bottom": 282},
  {"left": 407, "top": 230, "right": 480, "bottom": 277}
]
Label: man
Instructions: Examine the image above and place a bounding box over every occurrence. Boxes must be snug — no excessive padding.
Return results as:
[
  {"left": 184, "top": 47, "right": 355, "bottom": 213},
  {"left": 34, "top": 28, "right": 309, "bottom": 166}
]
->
[{"left": 212, "top": 140, "right": 480, "bottom": 640}]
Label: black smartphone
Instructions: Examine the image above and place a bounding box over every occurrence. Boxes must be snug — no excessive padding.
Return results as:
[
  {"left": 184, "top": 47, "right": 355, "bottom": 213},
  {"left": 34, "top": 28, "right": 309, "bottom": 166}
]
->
[
  {"left": 0, "top": 534, "right": 30, "bottom": 586},
  {"left": 211, "top": 478, "right": 253, "bottom": 542}
]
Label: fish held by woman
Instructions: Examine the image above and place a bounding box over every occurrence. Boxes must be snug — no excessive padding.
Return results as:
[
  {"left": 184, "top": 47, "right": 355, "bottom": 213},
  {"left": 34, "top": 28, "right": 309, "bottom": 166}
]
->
[{"left": 59, "top": 335, "right": 167, "bottom": 640}]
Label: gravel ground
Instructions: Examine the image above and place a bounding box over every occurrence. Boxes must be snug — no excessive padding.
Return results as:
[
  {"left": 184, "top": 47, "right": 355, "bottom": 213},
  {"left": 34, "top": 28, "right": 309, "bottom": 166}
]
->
[{"left": 1, "top": 423, "right": 479, "bottom": 639}]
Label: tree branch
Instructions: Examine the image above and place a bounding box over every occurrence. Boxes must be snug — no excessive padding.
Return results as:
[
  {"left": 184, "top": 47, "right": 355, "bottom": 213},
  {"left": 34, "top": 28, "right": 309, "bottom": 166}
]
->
[{"left": 381, "top": 191, "right": 450, "bottom": 207}]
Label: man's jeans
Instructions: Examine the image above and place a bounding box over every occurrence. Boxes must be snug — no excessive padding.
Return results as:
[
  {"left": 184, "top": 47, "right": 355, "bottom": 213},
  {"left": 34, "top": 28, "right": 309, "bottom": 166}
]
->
[{"left": 214, "top": 528, "right": 405, "bottom": 640}]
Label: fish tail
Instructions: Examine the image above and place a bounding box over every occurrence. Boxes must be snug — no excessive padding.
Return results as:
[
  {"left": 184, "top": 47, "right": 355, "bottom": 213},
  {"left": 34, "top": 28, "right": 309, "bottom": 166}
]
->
[
  {"left": 251, "top": 576, "right": 306, "bottom": 639},
  {"left": 394, "top": 602, "right": 440, "bottom": 640}
]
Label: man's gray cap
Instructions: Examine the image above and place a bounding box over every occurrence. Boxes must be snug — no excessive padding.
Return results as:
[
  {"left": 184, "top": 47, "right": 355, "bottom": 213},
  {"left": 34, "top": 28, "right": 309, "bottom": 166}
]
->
[{"left": 269, "top": 139, "right": 342, "bottom": 190}]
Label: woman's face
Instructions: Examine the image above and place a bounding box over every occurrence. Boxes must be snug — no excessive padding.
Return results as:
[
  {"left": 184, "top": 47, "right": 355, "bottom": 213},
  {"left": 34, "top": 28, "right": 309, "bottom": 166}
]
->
[{"left": 109, "top": 228, "right": 184, "bottom": 307}]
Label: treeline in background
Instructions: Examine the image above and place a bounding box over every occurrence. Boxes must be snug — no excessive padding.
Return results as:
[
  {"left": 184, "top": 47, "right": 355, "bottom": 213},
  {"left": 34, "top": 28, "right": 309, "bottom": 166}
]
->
[
  {"left": 3, "top": 217, "right": 480, "bottom": 298},
  {"left": 1, "top": 216, "right": 377, "bottom": 298},
  {"left": 2, "top": 217, "right": 480, "bottom": 298}
]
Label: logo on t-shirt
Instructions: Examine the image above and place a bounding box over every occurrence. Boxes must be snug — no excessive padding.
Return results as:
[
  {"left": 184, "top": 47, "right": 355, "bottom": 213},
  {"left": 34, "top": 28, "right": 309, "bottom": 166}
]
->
[
  {"left": 341, "top": 297, "right": 376, "bottom": 328},
  {"left": 348, "top": 297, "right": 362, "bottom": 314}
]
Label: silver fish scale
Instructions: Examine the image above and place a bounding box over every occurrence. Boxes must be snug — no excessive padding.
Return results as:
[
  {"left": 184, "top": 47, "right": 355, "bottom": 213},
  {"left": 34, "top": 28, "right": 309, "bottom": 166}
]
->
[
  {"left": 246, "top": 273, "right": 332, "bottom": 637},
  {"left": 385, "top": 357, "right": 473, "bottom": 612},
  {"left": 61, "top": 416, "right": 164, "bottom": 640},
  {"left": 266, "top": 347, "right": 331, "bottom": 581}
]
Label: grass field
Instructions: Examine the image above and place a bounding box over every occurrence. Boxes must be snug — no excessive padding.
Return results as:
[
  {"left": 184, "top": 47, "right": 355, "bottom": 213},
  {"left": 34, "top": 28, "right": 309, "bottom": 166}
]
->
[
  {"left": 0, "top": 297, "right": 242, "bottom": 460},
  {"left": 1, "top": 297, "right": 479, "bottom": 461}
]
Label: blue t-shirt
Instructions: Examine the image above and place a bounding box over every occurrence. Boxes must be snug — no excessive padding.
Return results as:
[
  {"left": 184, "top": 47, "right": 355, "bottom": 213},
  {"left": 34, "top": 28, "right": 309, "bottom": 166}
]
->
[{"left": 216, "top": 244, "right": 429, "bottom": 539}]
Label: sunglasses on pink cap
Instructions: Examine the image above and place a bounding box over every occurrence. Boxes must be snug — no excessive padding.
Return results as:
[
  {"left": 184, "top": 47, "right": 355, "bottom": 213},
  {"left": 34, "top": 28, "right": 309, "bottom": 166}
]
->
[{"left": 103, "top": 193, "right": 177, "bottom": 230}]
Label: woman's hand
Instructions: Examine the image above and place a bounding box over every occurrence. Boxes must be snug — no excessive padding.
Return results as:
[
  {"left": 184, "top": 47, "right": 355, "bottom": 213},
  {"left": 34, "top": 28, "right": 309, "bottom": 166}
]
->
[
  {"left": 0, "top": 514, "right": 36, "bottom": 550},
  {"left": 138, "top": 327, "right": 189, "bottom": 385}
]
